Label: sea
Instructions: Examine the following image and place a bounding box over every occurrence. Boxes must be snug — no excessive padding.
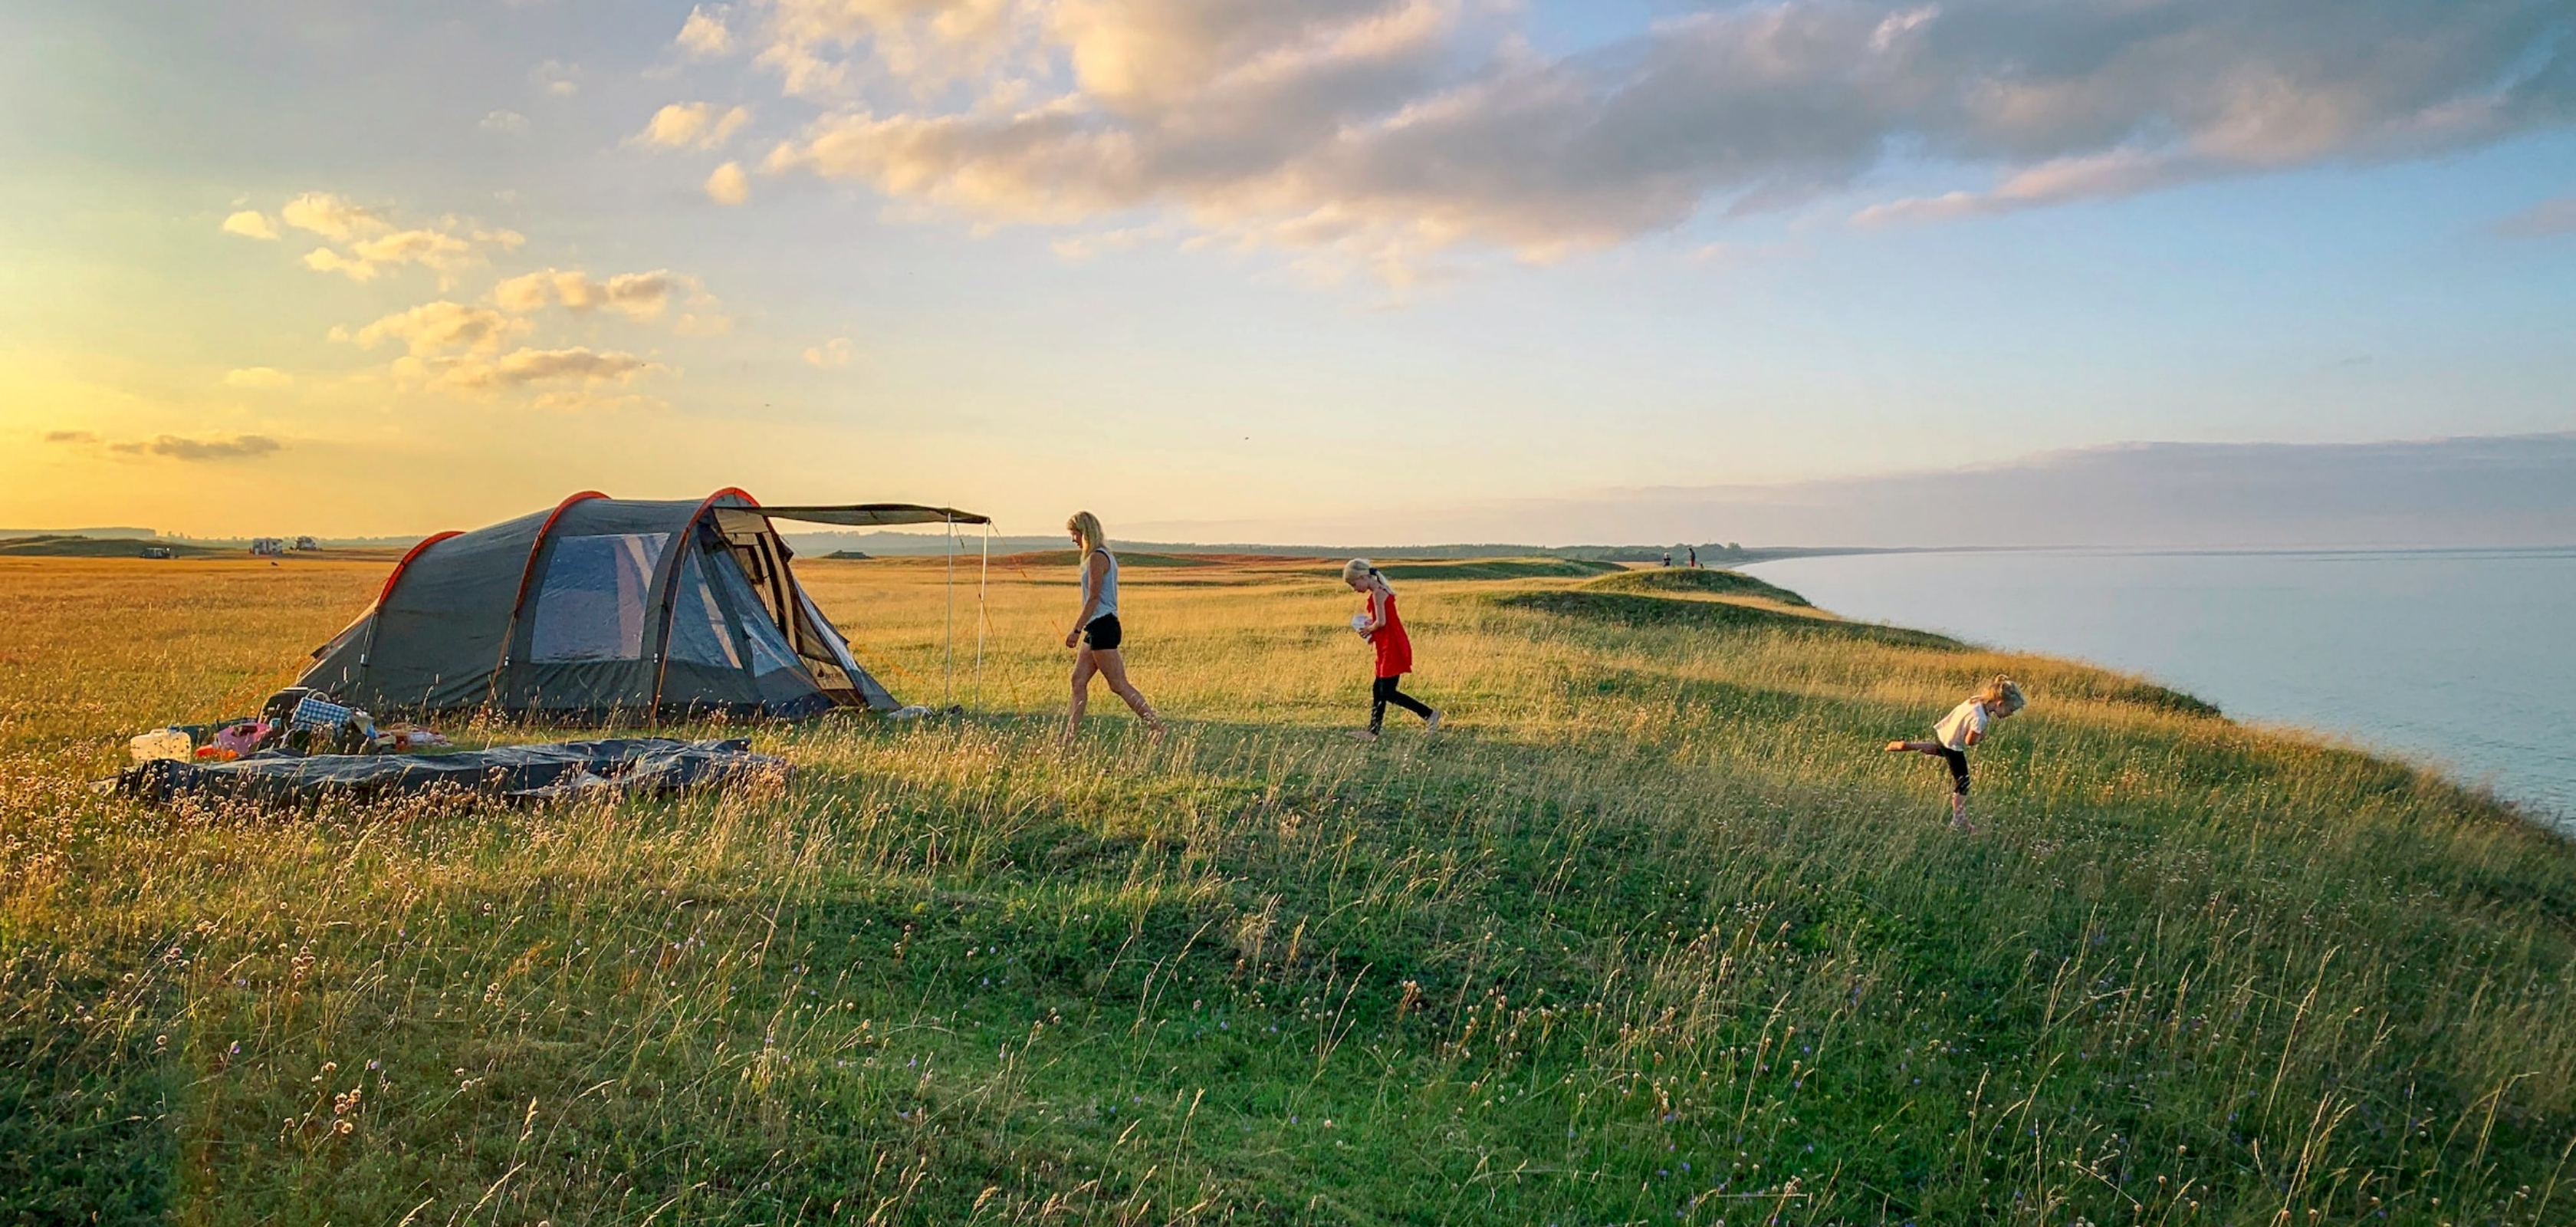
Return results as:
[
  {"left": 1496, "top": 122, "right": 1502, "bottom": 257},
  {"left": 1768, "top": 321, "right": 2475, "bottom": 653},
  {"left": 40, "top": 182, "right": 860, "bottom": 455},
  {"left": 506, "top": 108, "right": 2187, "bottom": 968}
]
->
[{"left": 1743, "top": 548, "right": 2576, "bottom": 833}]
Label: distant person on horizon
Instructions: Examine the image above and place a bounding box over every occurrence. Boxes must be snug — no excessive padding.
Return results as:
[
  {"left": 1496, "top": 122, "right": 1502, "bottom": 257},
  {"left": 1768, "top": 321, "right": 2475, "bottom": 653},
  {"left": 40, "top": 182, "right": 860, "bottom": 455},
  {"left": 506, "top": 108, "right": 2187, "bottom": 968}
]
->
[
  {"left": 1661, "top": 551, "right": 1671, "bottom": 567},
  {"left": 1062, "top": 512, "right": 1164, "bottom": 743},
  {"left": 1687, "top": 545, "right": 1698, "bottom": 568},
  {"left": 1884, "top": 676, "right": 2026, "bottom": 831},
  {"left": 1343, "top": 559, "right": 1441, "bottom": 742}
]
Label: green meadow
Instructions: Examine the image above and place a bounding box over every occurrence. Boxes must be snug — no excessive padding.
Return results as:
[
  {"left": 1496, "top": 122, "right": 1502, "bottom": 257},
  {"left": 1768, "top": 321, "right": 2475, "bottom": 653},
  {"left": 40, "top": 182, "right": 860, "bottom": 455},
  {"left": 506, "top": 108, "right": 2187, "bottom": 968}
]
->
[{"left": 2, "top": 554, "right": 2570, "bottom": 1225}]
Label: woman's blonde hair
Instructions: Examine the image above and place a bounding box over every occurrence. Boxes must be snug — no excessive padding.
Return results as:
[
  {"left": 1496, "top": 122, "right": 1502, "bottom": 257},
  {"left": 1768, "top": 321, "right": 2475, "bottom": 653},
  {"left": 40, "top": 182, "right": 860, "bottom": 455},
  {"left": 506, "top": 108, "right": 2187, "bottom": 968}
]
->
[
  {"left": 1066, "top": 511, "right": 1106, "bottom": 555},
  {"left": 1340, "top": 558, "right": 1378, "bottom": 585},
  {"left": 1980, "top": 675, "right": 2027, "bottom": 715}
]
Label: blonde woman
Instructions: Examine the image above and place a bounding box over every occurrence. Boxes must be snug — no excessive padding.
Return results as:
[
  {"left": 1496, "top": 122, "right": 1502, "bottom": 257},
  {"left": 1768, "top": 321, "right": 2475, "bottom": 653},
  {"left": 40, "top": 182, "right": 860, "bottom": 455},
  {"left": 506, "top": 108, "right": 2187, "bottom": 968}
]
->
[
  {"left": 1343, "top": 559, "right": 1441, "bottom": 741},
  {"left": 1062, "top": 512, "right": 1164, "bottom": 742},
  {"left": 1884, "top": 675, "right": 2026, "bottom": 831}
]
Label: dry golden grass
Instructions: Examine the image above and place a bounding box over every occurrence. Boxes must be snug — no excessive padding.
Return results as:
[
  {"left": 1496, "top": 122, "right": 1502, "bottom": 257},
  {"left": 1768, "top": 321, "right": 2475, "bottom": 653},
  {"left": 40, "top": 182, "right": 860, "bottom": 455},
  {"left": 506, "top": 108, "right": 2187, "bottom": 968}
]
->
[{"left": 3, "top": 553, "right": 2572, "bottom": 1225}]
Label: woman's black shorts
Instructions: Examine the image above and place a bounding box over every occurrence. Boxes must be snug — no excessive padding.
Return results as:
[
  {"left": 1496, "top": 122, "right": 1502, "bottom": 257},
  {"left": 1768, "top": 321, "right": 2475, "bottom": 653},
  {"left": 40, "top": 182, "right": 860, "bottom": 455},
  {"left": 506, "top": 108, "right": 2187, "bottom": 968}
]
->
[
  {"left": 1937, "top": 746, "right": 1970, "bottom": 795},
  {"left": 1083, "top": 614, "right": 1123, "bottom": 651}
]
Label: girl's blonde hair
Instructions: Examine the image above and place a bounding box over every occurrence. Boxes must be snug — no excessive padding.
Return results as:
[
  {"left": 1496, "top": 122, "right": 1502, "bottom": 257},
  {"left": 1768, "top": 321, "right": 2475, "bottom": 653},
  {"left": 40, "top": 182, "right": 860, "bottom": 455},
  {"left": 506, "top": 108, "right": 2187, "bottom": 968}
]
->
[
  {"left": 1340, "top": 558, "right": 1378, "bottom": 585},
  {"left": 1980, "top": 675, "right": 2027, "bottom": 715},
  {"left": 1066, "top": 511, "right": 1106, "bottom": 555}
]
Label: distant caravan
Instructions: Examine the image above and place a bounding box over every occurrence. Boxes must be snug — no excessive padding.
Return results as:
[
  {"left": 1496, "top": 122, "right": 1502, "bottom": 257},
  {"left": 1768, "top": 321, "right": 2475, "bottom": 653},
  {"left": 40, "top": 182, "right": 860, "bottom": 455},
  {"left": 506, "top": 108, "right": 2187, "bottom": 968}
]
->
[{"left": 297, "top": 490, "right": 987, "bottom": 722}]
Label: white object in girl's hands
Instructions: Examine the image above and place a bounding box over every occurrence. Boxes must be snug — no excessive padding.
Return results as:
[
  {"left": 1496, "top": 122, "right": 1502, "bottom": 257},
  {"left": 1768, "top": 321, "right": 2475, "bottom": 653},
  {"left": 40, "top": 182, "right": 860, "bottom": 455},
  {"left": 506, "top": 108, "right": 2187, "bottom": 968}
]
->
[{"left": 1349, "top": 613, "right": 1371, "bottom": 634}]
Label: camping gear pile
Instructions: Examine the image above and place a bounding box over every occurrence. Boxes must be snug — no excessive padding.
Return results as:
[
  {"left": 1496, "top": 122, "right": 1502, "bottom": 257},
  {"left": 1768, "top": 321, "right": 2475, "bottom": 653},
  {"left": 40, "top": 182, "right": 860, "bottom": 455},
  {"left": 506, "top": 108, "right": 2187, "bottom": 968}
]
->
[{"left": 127, "top": 686, "right": 452, "bottom": 765}]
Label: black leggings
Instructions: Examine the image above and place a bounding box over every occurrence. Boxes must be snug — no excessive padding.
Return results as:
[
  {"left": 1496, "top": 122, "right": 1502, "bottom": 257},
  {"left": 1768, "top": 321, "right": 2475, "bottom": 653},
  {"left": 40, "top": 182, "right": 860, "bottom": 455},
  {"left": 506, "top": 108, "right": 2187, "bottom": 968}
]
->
[
  {"left": 1371, "top": 676, "right": 1433, "bottom": 732},
  {"left": 1934, "top": 746, "right": 1970, "bottom": 795}
]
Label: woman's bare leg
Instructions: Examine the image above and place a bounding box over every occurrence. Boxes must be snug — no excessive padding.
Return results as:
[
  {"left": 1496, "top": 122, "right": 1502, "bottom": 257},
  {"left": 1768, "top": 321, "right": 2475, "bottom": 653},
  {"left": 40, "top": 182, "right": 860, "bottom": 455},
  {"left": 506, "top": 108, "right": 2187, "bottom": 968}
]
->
[
  {"left": 1089, "top": 648, "right": 1165, "bottom": 734},
  {"left": 1065, "top": 649, "right": 1099, "bottom": 742}
]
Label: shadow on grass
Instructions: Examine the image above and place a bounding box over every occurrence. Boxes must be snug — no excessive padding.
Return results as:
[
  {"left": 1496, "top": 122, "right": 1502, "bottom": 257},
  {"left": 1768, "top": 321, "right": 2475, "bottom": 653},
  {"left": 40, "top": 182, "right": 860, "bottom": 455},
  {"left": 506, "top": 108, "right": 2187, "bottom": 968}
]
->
[{"left": 0, "top": 952, "right": 174, "bottom": 1226}]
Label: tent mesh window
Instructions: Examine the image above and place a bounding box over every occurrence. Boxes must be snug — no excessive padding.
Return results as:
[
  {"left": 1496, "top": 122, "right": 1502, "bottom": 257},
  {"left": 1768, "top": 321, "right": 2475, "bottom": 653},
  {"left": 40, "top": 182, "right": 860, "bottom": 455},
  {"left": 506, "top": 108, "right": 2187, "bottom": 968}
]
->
[{"left": 531, "top": 533, "right": 670, "bottom": 663}]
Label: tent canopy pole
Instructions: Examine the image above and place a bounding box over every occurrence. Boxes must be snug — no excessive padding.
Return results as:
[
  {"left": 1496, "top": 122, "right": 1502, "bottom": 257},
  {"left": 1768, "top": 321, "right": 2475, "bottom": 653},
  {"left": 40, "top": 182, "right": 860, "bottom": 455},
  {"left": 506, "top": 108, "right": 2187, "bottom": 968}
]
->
[
  {"left": 975, "top": 521, "right": 991, "bottom": 710},
  {"left": 943, "top": 512, "right": 956, "bottom": 711}
]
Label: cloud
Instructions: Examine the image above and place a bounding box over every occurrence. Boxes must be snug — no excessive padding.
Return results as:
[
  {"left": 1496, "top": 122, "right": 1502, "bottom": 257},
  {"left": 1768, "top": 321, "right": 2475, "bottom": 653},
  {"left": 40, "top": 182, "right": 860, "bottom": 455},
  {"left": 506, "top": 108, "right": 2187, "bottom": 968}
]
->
[
  {"left": 491, "top": 268, "right": 685, "bottom": 321},
  {"left": 222, "top": 367, "right": 294, "bottom": 387},
  {"left": 732, "top": 0, "right": 2576, "bottom": 278},
  {"left": 220, "top": 210, "right": 279, "bottom": 240},
  {"left": 343, "top": 295, "right": 670, "bottom": 399},
  {"left": 279, "top": 192, "right": 390, "bottom": 242},
  {"left": 678, "top": 5, "right": 734, "bottom": 55},
  {"left": 104, "top": 435, "right": 285, "bottom": 462},
  {"left": 300, "top": 225, "right": 524, "bottom": 284},
  {"left": 706, "top": 160, "right": 751, "bottom": 204},
  {"left": 638, "top": 101, "right": 753, "bottom": 149},
  {"left": 1853, "top": 150, "right": 2218, "bottom": 225},
  {"left": 534, "top": 60, "right": 581, "bottom": 96},
  {"left": 43, "top": 430, "right": 97, "bottom": 444},
  {"left": 804, "top": 337, "right": 853, "bottom": 366},
  {"left": 344, "top": 301, "right": 529, "bottom": 356},
  {"left": 2493, "top": 196, "right": 2576, "bottom": 238},
  {"left": 481, "top": 109, "right": 531, "bottom": 133},
  {"left": 261, "top": 190, "right": 524, "bottom": 283},
  {"left": 412, "top": 347, "right": 660, "bottom": 393}
]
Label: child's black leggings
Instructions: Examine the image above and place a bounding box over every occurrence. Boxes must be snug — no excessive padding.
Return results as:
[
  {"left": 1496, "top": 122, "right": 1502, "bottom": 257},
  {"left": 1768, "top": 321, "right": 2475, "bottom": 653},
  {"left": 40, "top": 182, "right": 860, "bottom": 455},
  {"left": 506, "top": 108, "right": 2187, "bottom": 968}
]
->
[{"left": 1371, "top": 676, "right": 1433, "bottom": 732}]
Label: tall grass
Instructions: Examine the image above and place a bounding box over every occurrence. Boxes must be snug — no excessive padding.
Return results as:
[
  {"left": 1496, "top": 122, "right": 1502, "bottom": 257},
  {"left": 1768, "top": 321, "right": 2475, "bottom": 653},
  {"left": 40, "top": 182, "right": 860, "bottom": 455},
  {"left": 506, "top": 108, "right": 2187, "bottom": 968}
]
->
[{"left": 2, "top": 554, "right": 2571, "bottom": 1225}]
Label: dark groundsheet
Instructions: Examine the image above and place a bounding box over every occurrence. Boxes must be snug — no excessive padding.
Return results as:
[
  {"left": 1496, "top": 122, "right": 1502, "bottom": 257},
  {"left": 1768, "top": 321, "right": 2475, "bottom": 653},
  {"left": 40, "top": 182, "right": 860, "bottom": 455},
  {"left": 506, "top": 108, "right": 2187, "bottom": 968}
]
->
[{"left": 110, "top": 738, "right": 788, "bottom": 806}]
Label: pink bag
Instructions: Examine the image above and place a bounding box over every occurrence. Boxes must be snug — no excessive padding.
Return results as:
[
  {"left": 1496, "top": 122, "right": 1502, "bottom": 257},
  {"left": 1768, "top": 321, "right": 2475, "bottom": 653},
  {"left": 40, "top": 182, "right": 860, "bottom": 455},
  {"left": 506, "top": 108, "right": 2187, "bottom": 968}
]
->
[{"left": 210, "top": 721, "right": 271, "bottom": 755}]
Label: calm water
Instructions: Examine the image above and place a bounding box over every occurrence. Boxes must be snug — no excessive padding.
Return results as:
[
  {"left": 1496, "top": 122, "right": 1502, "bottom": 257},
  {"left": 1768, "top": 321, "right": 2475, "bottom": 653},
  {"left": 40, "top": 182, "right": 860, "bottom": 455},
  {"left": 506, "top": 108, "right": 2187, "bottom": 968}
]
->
[{"left": 1744, "top": 548, "right": 2576, "bottom": 830}]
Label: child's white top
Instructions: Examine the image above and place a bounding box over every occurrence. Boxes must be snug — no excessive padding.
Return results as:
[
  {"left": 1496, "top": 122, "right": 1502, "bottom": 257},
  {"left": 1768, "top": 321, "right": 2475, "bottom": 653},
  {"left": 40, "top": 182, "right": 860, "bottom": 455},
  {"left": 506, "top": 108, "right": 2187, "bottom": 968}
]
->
[{"left": 1934, "top": 699, "right": 1989, "bottom": 751}]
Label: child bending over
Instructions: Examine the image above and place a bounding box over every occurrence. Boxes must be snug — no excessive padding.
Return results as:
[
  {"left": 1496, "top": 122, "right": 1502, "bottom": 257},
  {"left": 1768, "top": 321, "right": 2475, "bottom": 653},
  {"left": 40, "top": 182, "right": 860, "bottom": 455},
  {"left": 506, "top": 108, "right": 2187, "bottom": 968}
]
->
[{"left": 1885, "top": 675, "right": 2026, "bottom": 831}]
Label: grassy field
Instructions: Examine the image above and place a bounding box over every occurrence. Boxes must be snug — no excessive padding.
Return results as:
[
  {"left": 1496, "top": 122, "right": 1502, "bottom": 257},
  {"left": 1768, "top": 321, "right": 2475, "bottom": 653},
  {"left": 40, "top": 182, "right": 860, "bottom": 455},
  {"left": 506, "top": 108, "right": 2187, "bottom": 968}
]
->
[{"left": 3, "top": 554, "right": 2572, "bottom": 1225}]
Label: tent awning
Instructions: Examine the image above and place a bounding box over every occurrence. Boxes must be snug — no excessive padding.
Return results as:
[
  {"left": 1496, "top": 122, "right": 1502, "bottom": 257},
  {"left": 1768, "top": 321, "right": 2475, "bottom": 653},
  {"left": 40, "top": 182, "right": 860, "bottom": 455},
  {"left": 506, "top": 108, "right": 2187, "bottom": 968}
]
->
[{"left": 755, "top": 504, "right": 991, "bottom": 528}]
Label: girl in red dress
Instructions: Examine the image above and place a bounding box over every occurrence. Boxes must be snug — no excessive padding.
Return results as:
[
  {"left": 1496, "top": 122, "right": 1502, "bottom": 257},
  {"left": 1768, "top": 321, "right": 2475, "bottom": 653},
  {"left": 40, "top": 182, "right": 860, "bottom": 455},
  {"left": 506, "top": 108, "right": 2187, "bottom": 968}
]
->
[{"left": 1342, "top": 559, "right": 1441, "bottom": 741}]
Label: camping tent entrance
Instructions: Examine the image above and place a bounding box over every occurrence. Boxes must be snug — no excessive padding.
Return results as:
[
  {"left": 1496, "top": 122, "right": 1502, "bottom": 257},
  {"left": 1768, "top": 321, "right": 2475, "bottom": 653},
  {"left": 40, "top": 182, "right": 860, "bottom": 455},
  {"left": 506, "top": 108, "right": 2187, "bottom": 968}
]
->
[{"left": 297, "top": 489, "right": 985, "bottom": 722}]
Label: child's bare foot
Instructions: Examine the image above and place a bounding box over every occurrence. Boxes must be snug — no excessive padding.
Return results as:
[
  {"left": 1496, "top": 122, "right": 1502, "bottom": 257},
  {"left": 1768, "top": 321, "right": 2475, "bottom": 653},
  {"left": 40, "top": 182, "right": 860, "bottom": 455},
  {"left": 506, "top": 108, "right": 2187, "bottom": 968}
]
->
[
  {"left": 1348, "top": 729, "right": 1379, "bottom": 742},
  {"left": 1884, "top": 740, "right": 1910, "bottom": 752},
  {"left": 1951, "top": 817, "right": 1978, "bottom": 834}
]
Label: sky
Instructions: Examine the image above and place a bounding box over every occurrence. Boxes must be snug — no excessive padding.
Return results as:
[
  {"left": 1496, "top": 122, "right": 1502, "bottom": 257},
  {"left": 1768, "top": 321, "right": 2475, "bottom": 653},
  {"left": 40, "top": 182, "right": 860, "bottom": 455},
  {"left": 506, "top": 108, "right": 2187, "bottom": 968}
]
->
[{"left": 3, "top": 0, "right": 2572, "bottom": 544}]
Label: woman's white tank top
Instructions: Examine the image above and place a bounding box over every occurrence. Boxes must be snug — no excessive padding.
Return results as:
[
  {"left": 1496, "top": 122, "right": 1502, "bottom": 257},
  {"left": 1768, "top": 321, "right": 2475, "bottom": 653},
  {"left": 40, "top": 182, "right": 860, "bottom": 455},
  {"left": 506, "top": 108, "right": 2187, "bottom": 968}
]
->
[{"left": 1084, "top": 548, "right": 1119, "bottom": 619}]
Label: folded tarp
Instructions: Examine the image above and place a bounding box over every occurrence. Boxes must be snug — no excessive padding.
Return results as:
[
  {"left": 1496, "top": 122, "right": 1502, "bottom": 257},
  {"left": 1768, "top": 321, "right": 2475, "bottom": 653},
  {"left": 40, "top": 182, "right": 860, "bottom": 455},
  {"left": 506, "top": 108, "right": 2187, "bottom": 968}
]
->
[{"left": 110, "top": 738, "right": 787, "bottom": 807}]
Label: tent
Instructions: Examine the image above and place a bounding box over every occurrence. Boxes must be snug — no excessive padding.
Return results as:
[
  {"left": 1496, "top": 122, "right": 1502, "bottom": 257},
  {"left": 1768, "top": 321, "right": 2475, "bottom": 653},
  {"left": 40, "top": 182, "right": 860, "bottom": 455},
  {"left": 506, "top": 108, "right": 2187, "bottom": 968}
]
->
[{"left": 297, "top": 489, "right": 988, "bottom": 721}]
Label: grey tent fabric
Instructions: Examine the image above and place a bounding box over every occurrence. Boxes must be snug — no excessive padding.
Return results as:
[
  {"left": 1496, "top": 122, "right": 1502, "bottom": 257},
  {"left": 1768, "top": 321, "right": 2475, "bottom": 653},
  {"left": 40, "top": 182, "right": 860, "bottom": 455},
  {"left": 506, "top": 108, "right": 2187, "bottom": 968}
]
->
[
  {"left": 297, "top": 489, "right": 961, "bottom": 722},
  {"left": 755, "top": 504, "right": 990, "bottom": 527}
]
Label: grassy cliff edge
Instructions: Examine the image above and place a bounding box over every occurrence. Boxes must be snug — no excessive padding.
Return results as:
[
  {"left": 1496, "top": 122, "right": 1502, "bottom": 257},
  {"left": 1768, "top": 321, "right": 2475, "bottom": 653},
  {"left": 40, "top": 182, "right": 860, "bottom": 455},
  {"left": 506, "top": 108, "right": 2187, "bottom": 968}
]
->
[{"left": 2, "top": 556, "right": 2569, "bottom": 1225}]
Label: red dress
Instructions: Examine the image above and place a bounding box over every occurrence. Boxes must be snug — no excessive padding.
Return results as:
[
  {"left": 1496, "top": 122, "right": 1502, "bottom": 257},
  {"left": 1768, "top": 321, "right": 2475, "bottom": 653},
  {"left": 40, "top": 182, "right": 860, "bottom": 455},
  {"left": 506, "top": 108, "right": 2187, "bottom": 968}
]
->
[{"left": 1371, "top": 588, "right": 1413, "bottom": 679}]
